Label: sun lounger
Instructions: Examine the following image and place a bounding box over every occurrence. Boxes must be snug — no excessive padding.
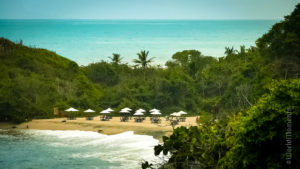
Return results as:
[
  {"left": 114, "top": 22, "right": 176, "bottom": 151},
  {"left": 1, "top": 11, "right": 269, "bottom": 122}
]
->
[
  {"left": 86, "top": 116, "right": 93, "bottom": 120},
  {"left": 67, "top": 115, "right": 76, "bottom": 120},
  {"left": 120, "top": 116, "right": 129, "bottom": 122},
  {"left": 179, "top": 117, "right": 186, "bottom": 122},
  {"left": 100, "top": 115, "right": 109, "bottom": 121},
  {"left": 134, "top": 117, "right": 143, "bottom": 123}
]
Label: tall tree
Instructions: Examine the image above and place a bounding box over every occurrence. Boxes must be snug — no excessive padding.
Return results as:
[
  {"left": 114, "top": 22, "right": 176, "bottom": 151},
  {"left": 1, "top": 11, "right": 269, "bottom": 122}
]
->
[
  {"left": 133, "top": 50, "right": 154, "bottom": 68},
  {"left": 133, "top": 50, "right": 154, "bottom": 80},
  {"left": 109, "top": 53, "right": 122, "bottom": 65},
  {"left": 224, "top": 46, "right": 235, "bottom": 56}
]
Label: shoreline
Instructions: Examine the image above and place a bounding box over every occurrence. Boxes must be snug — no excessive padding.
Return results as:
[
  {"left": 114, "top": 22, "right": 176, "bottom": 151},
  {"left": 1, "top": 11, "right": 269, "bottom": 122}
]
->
[{"left": 0, "top": 116, "right": 198, "bottom": 141}]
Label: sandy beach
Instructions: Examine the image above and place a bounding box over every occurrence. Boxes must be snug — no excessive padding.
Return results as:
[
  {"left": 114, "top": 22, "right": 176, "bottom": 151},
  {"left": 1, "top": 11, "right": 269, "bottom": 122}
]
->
[{"left": 0, "top": 116, "right": 198, "bottom": 141}]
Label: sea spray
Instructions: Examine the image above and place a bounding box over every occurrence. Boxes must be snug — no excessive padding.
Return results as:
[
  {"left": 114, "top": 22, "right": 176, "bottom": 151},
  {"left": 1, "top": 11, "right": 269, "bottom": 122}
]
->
[{"left": 0, "top": 129, "right": 161, "bottom": 169}]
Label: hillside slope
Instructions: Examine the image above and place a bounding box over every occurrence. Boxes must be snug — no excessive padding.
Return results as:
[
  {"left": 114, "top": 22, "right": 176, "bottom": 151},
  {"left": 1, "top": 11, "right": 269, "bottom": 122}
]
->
[{"left": 0, "top": 38, "right": 102, "bottom": 122}]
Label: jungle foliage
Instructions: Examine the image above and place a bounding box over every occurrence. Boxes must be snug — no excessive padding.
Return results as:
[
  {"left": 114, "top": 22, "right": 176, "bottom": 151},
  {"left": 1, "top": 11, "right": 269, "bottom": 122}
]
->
[
  {"left": 0, "top": 38, "right": 102, "bottom": 122},
  {"left": 143, "top": 4, "right": 300, "bottom": 169},
  {"left": 149, "top": 79, "right": 299, "bottom": 169}
]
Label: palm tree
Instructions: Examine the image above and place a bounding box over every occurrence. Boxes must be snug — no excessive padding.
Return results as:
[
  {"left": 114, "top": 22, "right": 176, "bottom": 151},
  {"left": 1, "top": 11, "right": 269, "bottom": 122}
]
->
[
  {"left": 133, "top": 50, "right": 154, "bottom": 68},
  {"left": 247, "top": 46, "right": 256, "bottom": 53},
  {"left": 133, "top": 50, "right": 154, "bottom": 80},
  {"left": 224, "top": 46, "right": 235, "bottom": 56},
  {"left": 237, "top": 45, "right": 246, "bottom": 55},
  {"left": 109, "top": 53, "right": 123, "bottom": 65}
]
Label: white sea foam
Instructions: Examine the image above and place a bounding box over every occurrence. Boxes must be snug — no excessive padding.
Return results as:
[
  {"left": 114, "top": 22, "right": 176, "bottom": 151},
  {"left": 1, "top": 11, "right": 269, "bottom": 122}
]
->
[{"left": 17, "top": 129, "right": 162, "bottom": 168}]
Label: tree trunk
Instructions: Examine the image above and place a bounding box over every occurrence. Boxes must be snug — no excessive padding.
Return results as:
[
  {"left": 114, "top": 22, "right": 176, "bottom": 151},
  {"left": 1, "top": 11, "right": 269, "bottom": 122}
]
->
[{"left": 218, "top": 81, "right": 222, "bottom": 96}]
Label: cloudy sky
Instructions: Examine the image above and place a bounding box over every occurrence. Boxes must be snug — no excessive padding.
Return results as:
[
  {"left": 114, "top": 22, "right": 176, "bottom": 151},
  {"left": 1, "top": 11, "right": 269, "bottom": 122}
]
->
[{"left": 0, "top": 0, "right": 299, "bottom": 19}]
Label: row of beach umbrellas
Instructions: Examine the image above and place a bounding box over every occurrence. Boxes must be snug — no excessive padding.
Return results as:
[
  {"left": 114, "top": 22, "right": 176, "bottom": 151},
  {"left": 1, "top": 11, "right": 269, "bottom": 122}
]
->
[{"left": 65, "top": 107, "right": 187, "bottom": 116}]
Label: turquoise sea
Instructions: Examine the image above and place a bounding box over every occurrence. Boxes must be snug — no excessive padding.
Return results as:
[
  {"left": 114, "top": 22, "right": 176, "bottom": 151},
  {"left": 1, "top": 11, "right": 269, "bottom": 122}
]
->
[
  {"left": 0, "top": 129, "right": 161, "bottom": 169},
  {"left": 0, "top": 20, "right": 277, "bottom": 65}
]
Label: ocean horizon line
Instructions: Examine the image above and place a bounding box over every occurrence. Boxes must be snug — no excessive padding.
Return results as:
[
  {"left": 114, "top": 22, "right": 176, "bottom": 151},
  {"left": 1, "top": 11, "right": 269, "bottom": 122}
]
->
[
  {"left": 0, "top": 19, "right": 277, "bottom": 65},
  {"left": 0, "top": 18, "right": 280, "bottom": 21}
]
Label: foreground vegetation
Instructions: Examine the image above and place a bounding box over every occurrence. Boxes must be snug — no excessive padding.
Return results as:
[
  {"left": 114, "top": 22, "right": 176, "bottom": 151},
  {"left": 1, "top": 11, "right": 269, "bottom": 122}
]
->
[
  {"left": 142, "top": 4, "right": 300, "bottom": 169},
  {"left": 145, "top": 79, "right": 299, "bottom": 169},
  {"left": 0, "top": 3, "right": 299, "bottom": 169}
]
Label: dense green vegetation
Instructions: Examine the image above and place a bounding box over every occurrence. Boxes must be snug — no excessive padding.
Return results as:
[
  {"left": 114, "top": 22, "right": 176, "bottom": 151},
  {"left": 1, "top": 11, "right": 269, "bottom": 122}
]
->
[
  {"left": 0, "top": 38, "right": 102, "bottom": 122},
  {"left": 149, "top": 80, "right": 299, "bottom": 169},
  {"left": 143, "top": 4, "right": 300, "bottom": 169},
  {"left": 2, "top": 4, "right": 298, "bottom": 122},
  {"left": 0, "top": 3, "right": 299, "bottom": 169}
]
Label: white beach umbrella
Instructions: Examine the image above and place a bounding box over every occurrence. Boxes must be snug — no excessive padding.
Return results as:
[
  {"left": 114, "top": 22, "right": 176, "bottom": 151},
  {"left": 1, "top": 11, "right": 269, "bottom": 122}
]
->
[
  {"left": 170, "top": 112, "right": 176, "bottom": 116},
  {"left": 122, "top": 107, "right": 132, "bottom": 111},
  {"left": 178, "top": 110, "right": 187, "bottom": 115},
  {"left": 150, "top": 110, "right": 161, "bottom": 115},
  {"left": 105, "top": 108, "right": 114, "bottom": 112},
  {"left": 150, "top": 108, "right": 159, "bottom": 112},
  {"left": 170, "top": 112, "right": 181, "bottom": 117},
  {"left": 65, "top": 107, "right": 78, "bottom": 112},
  {"left": 174, "top": 113, "right": 181, "bottom": 117},
  {"left": 100, "top": 110, "right": 111, "bottom": 114},
  {"left": 120, "top": 107, "right": 132, "bottom": 112},
  {"left": 133, "top": 112, "right": 144, "bottom": 116},
  {"left": 136, "top": 108, "right": 146, "bottom": 113},
  {"left": 120, "top": 109, "right": 131, "bottom": 113},
  {"left": 84, "top": 109, "right": 95, "bottom": 113}
]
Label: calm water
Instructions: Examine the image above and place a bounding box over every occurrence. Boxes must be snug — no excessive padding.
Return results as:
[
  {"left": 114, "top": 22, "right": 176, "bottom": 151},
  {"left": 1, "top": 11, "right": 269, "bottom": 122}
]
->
[
  {"left": 0, "top": 20, "right": 277, "bottom": 65},
  {"left": 0, "top": 129, "right": 160, "bottom": 169}
]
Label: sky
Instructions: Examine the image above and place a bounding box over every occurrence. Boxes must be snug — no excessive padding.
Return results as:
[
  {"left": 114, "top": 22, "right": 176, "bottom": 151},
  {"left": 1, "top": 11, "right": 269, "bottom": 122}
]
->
[{"left": 0, "top": 0, "right": 299, "bottom": 20}]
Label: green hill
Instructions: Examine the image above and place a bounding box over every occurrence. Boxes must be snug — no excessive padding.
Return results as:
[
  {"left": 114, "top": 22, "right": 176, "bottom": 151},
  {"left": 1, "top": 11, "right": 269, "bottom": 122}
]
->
[{"left": 0, "top": 38, "right": 102, "bottom": 123}]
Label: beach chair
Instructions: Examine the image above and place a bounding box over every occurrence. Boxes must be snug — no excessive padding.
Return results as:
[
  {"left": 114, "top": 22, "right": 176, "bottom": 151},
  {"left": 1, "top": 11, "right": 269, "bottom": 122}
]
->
[
  {"left": 101, "top": 115, "right": 109, "bottom": 121},
  {"left": 120, "top": 116, "right": 128, "bottom": 122},
  {"left": 150, "top": 117, "right": 154, "bottom": 123},
  {"left": 153, "top": 118, "right": 161, "bottom": 124},
  {"left": 86, "top": 116, "right": 93, "bottom": 120},
  {"left": 68, "top": 115, "right": 76, "bottom": 120},
  {"left": 134, "top": 117, "right": 142, "bottom": 123}
]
